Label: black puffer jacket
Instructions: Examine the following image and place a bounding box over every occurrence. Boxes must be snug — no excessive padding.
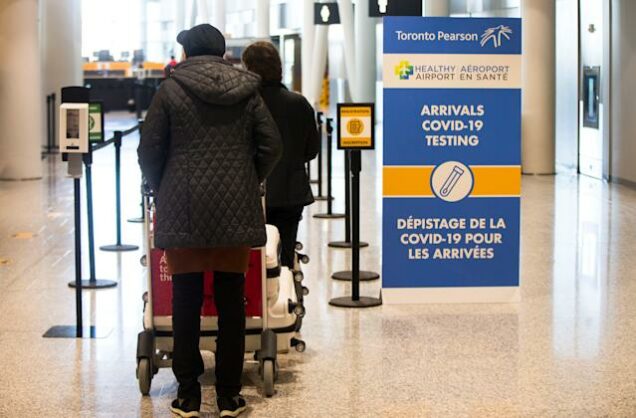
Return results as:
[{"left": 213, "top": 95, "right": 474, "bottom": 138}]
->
[
  {"left": 260, "top": 82, "right": 320, "bottom": 207},
  {"left": 138, "top": 56, "right": 282, "bottom": 249}
]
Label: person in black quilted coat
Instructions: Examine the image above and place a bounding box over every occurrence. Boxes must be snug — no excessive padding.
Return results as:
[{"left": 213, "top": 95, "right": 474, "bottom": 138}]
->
[{"left": 138, "top": 24, "right": 281, "bottom": 418}]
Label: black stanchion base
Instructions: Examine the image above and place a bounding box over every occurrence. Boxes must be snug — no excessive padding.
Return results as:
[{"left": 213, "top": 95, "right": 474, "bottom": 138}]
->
[
  {"left": 332, "top": 271, "right": 380, "bottom": 281},
  {"left": 100, "top": 244, "right": 139, "bottom": 252},
  {"left": 68, "top": 279, "right": 118, "bottom": 289},
  {"left": 328, "top": 241, "right": 369, "bottom": 249},
  {"left": 313, "top": 213, "right": 345, "bottom": 219},
  {"left": 43, "top": 325, "right": 112, "bottom": 339},
  {"left": 329, "top": 296, "right": 382, "bottom": 308},
  {"left": 127, "top": 217, "right": 145, "bottom": 223},
  {"left": 314, "top": 196, "right": 333, "bottom": 201}
]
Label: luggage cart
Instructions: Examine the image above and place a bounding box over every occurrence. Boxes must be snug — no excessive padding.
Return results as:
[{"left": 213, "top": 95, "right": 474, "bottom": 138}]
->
[{"left": 136, "top": 192, "right": 308, "bottom": 397}]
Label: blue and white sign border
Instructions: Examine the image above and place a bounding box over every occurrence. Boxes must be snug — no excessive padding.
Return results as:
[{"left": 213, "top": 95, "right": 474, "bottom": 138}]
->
[{"left": 382, "top": 17, "right": 522, "bottom": 304}]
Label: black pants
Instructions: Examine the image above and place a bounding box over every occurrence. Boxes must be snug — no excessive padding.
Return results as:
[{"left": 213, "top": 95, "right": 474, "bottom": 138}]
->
[
  {"left": 266, "top": 205, "right": 304, "bottom": 268},
  {"left": 172, "top": 271, "right": 246, "bottom": 401}
]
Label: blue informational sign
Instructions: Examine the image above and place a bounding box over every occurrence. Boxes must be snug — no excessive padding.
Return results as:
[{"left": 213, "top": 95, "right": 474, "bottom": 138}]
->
[{"left": 382, "top": 17, "right": 522, "bottom": 304}]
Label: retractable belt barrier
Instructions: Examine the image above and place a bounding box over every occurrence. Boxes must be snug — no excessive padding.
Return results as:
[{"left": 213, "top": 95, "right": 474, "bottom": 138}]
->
[{"left": 314, "top": 118, "right": 344, "bottom": 219}]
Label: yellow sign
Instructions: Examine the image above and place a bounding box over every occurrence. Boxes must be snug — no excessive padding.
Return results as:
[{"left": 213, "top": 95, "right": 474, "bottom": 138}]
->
[{"left": 338, "top": 104, "right": 375, "bottom": 150}]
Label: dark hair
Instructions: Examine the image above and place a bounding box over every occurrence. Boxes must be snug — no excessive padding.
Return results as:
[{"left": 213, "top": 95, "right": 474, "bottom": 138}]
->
[{"left": 242, "top": 42, "right": 282, "bottom": 83}]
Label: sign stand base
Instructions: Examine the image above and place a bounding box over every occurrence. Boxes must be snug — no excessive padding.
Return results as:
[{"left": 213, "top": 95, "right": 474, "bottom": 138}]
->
[
  {"left": 43, "top": 325, "right": 112, "bottom": 339},
  {"left": 329, "top": 296, "right": 382, "bottom": 308},
  {"left": 68, "top": 279, "right": 118, "bottom": 289},
  {"left": 332, "top": 270, "right": 379, "bottom": 281},
  {"left": 313, "top": 212, "right": 345, "bottom": 219},
  {"left": 100, "top": 244, "right": 139, "bottom": 252},
  {"left": 328, "top": 240, "right": 369, "bottom": 249}
]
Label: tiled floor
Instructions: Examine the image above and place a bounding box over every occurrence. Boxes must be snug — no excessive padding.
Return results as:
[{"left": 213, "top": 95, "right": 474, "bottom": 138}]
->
[{"left": 0, "top": 113, "right": 635, "bottom": 417}]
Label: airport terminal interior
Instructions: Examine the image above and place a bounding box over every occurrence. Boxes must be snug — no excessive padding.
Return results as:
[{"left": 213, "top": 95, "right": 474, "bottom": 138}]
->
[{"left": 1, "top": 0, "right": 636, "bottom": 417}]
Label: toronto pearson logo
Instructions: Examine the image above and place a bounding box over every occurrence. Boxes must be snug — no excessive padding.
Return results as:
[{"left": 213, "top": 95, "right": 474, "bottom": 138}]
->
[
  {"left": 480, "top": 25, "right": 513, "bottom": 48},
  {"left": 395, "top": 60, "right": 414, "bottom": 80}
]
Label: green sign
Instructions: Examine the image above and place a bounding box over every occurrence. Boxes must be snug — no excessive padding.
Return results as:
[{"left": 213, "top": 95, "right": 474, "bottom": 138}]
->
[{"left": 89, "top": 102, "right": 104, "bottom": 143}]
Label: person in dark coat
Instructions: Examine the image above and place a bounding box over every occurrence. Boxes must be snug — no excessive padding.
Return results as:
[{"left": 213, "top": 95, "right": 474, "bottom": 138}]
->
[
  {"left": 138, "top": 25, "right": 282, "bottom": 418},
  {"left": 242, "top": 41, "right": 320, "bottom": 268}
]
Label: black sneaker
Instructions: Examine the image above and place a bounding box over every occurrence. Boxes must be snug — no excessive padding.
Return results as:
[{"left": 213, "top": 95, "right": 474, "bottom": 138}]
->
[
  {"left": 217, "top": 395, "right": 247, "bottom": 417},
  {"left": 170, "top": 398, "right": 200, "bottom": 418}
]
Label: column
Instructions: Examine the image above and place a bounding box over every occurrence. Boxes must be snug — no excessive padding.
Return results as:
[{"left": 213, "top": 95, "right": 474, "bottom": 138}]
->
[
  {"left": 521, "top": 0, "right": 556, "bottom": 174},
  {"left": 310, "top": 24, "right": 329, "bottom": 107},
  {"left": 337, "top": 0, "right": 356, "bottom": 100},
  {"left": 301, "top": 0, "right": 315, "bottom": 97},
  {"left": 198, "top": 0, "right": 209, "bottom": 24},
  {"left": 41, "top": 0, "right": 82, "bottom": 96},
  {"left": 255, "top": 0, "right": 269, "bottom": 38},
  {"left": 211, "top": 0, "right": 225, "bottom": 33},
  {"left": 354, "top": 0, "right": 376, "bottom": 102},
  {"left": 0, "top": 0, "right": 42, "bottom": 180},
  {"left": 41, "top": 0, "right": 82, "bottom": 150},
  {"left": 424, "top": 0, "right": 450, "bottom": 16},
  {"left": 174, "top": 0, "right": 187, "bottom": 56}
]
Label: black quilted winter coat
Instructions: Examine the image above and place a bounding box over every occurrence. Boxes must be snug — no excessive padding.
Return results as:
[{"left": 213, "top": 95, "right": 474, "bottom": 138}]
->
[{"left": 138, "top": 55, "right": 282, "bottom": 249}]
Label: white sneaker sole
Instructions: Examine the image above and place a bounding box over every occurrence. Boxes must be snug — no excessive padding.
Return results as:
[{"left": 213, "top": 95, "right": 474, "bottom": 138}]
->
[
  {"left": 220, "top": 405, "right": 247, "bottom": 417},
  {"left": 170, "top": 406, "right": 200, "bottom": 418}
]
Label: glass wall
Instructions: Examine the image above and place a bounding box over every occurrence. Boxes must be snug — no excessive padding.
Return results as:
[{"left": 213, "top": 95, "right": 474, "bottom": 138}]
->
[
  {"left": 82, "top": 0, "right": 180, "bottom": 63},
  {"left": 449, "top": 0, "right": 520, "bottom": 17},
  {"left": 82, "top": 0, "right": 144, "bottom": 61}
]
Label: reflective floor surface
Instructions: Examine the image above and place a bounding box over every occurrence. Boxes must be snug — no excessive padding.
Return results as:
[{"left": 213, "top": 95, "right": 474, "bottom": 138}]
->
[{"left": 0, "top": 113, "right": 635, "bottom": 417}]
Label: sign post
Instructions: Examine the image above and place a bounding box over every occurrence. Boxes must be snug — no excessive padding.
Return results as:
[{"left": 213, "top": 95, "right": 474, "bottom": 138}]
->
[
  {"left": 382, "top": 17, "right": 522, "bottom": 304},
  {"left": 44, "top": 87, "right": 110, "bottom": 339},
  {"left": 329, "top": 103, "right": 381, "bottom": 308}
]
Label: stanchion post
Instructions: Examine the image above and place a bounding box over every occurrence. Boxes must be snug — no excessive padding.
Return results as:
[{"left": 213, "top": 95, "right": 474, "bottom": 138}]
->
[
  {"left": 329, "top": 150, "right": 370, "bottom": 249},
  {"left": 69, "top": 152, "right": 118, "bottom": 289},
  {"left": 327, "top": 119, "right": 334, "bottom": 213},
  {"left": 73, "top": 178, "right": 83, "bottom": 337},
  {"left": 51, "top": 93, "right": 57, "bottom": 152},
  {"left": 329, "top": 151, "right": 382, "bottom": 308},
  {"left": 135, "top": 81, "right": 143, "bottom": 120},
  {"left": 314, "top": 118, "right": 344, "bottom": 219},
  {"left": 100, "top": 130, "right": 139, "bottom": 252},
  {"left": 128, "top": 120, "right": 146, "bottom": 223},
  {"left": 46, "top": 95, "right": 52, "bottom": 154},
  {"left": 314, "top": 112, "right": 327, "bottom": 197}
]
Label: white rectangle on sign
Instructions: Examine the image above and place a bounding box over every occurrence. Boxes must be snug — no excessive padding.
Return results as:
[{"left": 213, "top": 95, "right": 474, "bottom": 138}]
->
[
  {"left": 384, "top": 54, "right": 522, "bottom": 89},
  {"left": 60, "top": 103, "right": 89, "bottom": 154}
]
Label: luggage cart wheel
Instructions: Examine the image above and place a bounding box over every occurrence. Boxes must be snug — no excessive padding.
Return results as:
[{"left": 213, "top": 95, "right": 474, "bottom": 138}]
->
[
  {"left": 292, "top": 339, "right": 306, "bottom": 353},
  {"left": 137, "top": 358, "right": 152, "bottom": 396},
  {"left": 298, "top": 254, "right": 310, "bottom": 264},
  {"left": 294, "top": 304, "right": 306, "bottom": 318},
  {"left": 295, "top": 242, "right": 304, "bottom": 251},
  {"left": 302, "top": 286, "right": 310, "bottom": 296},
  {"left": 140, "top": 254, "right": 147, "bottom": 267},
  {"left": 263, "top": 359, "right": 275, "bottom": 397}
]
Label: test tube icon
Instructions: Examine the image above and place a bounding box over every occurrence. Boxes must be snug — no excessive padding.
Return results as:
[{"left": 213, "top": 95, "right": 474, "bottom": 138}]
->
[{"left": 440, "top": 166, "right": 465, "bottom": 197}]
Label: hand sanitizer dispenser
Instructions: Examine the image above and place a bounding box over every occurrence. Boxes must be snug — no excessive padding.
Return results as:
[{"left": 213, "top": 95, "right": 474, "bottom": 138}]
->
[{"left": 60, "top": 103, "right": 89, "bottom": 154}]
